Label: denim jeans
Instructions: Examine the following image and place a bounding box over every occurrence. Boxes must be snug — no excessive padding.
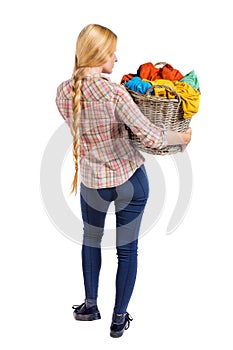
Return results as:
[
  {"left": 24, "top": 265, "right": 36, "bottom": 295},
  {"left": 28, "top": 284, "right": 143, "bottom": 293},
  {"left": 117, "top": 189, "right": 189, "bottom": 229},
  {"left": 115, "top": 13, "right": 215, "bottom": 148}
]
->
[{"left": 80, "top": 165, "right": 149, "bottom": 313}]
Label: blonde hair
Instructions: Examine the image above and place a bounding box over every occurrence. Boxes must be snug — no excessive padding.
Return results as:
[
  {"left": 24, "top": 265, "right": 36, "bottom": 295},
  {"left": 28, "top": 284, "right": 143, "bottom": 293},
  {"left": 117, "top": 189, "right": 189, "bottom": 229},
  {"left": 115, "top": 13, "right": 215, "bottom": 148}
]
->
[{"left": 70, "top": 24, "right": 117, "bottom": 194}]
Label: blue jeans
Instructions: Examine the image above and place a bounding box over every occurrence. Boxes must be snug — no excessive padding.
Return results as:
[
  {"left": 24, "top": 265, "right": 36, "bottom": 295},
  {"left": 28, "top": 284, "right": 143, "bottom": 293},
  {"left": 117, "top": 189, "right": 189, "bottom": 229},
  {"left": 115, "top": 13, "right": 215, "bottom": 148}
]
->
[{"left": 80, "top": 165, "right": 149, "bottom": 313}]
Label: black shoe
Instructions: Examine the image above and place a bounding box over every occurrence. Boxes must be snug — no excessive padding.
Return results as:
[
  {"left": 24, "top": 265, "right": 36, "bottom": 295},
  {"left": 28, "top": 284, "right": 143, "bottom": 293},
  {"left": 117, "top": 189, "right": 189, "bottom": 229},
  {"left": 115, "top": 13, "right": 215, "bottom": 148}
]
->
[
  {"left": 72, "top": 303, "right": 101, "bottom": 321},
  {"left": 110, "top": 312, "right": 133, "bottom": 338}
]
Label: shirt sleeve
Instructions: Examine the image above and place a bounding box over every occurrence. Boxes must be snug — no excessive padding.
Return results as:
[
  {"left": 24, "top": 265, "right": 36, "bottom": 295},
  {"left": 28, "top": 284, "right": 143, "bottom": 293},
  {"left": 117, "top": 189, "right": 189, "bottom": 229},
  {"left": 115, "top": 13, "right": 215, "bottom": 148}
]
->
[
  {"left": 115, "top": 85, "right": 168, "bottom": 150},
  {"left": 55, "top": 79, "right": 72, "bottom": 126}
]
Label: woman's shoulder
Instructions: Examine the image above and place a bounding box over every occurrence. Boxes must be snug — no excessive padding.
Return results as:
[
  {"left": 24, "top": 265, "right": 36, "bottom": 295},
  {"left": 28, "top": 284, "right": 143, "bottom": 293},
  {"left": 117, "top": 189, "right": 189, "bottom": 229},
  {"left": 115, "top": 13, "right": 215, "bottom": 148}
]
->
[
  {"left": 109, "top": 80, "right": 132, "bottom": 102},
  {"left": 56, "top": 78, "right": 72, "bottom": 99},
  {"left": 82, "top": 74, "right": 129, "bottom": 102}
]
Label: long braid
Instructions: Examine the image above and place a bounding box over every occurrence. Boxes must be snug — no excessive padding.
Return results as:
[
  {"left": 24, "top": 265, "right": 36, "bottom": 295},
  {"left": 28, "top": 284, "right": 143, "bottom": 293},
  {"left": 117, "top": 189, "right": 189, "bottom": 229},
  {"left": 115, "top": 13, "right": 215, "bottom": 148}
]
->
[{"left": 70, "top": 66, "right": 88, "bottom": 194}]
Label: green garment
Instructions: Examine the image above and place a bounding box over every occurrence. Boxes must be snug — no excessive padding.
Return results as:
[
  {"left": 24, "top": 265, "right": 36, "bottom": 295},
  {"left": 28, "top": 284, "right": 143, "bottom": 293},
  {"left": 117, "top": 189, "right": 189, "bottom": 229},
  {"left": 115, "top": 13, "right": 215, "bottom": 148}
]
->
[{"left": 180, "top": 70, "right": 199, "bottom": 90}]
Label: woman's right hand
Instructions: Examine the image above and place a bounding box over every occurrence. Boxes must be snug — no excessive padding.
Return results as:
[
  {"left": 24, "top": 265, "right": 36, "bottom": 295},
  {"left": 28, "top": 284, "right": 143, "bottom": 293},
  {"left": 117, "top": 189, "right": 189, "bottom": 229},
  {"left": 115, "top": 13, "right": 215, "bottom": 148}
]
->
[
  {"left": 167, "top": 127, "right": 192, "bottom": 149},
  {"left": 178, "top": 128, "right": 192, "bottom": 146}
]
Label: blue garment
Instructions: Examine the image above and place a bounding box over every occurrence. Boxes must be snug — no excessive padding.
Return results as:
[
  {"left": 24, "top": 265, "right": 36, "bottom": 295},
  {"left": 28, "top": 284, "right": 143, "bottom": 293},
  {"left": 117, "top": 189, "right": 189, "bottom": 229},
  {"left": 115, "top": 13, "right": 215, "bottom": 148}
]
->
[
  {"left": 126, "top": 76, "right": 152, "bottom": 94},
  {"left": 80, "top": 165, "right": 149, "bottom": 313}
]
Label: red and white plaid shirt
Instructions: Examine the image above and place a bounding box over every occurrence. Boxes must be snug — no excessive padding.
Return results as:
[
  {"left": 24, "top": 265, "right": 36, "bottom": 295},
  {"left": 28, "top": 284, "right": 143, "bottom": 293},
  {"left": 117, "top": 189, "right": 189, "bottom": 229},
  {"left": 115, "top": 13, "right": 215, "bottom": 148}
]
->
[{"left": 56, "top": 74, "right": 167, "bottom": 188}]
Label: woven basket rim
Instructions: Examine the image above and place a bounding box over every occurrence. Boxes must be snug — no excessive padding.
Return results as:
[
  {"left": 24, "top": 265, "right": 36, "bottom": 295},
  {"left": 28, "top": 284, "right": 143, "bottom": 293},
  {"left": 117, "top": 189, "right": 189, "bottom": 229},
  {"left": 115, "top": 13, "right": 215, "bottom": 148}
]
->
[{"left": 124, "top": 84, "right": 182, "bottom": 104}]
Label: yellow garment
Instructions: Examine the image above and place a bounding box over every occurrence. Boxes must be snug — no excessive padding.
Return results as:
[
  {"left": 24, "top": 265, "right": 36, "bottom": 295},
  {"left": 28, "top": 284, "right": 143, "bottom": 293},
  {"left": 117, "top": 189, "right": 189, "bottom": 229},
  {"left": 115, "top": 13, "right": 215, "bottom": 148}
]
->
[
  {"left": 143, "top": 79, "right": 175, "bottom": 98},
  {"left": 174, "top": 81, "right": 200, "bottom": 119},
  {"left": 143, "top": 78, "right": 200, "bottom": 119}
]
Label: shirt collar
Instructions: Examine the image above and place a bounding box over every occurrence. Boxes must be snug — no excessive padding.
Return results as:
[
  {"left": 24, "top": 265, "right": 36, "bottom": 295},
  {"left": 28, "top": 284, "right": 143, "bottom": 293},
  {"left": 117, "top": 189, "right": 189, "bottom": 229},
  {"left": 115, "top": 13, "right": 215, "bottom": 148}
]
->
[{"left": 84, "top": 73, "right": 111, "bottom": 81}]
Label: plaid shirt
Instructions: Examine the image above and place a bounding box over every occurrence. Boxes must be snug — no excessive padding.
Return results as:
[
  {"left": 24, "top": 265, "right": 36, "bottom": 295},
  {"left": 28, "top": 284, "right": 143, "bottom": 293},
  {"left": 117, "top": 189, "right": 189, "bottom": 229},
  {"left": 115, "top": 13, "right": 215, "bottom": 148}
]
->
[{"left": 56, "top": 74, "right": 167, "bottom": 188}]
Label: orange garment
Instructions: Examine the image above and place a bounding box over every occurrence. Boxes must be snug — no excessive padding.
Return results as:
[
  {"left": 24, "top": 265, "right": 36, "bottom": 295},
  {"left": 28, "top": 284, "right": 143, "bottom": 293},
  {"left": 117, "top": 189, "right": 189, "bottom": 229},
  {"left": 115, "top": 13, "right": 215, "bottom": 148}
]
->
[{"left": 137, "top": 62, "right": 184, "bottom": 81}]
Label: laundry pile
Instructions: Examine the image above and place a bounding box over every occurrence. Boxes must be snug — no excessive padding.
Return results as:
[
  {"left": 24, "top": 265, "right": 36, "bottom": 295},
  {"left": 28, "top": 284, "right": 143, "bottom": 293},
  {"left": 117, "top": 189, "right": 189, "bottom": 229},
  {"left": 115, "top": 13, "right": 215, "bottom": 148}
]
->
[{"left": 121, "top": 62, "right": 200, "bottom": 119}]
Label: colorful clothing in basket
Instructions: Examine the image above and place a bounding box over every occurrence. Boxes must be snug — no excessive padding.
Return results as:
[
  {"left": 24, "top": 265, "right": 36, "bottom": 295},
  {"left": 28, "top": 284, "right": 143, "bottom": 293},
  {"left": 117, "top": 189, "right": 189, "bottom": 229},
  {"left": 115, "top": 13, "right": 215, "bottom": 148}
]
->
[
  {"left": 143, "top": 79, "right": 200, "bottom": 119},
  {"left": 56, "top": 74, "right": 168, "bottom": 189},
  {"left": 125, "top": 76, "right": 200, "bottom": 119}
]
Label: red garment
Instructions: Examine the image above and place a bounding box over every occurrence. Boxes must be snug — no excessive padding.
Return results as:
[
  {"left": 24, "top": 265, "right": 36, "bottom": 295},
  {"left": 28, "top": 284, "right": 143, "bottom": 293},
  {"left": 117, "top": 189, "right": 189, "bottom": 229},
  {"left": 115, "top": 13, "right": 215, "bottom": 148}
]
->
[
  {"left": 137, "top": 62, "right": 160, "bottom": 80},
  {"left": 137, "top": 62, "right": 184, "bottom": 81},
  {"left": 120, "top": 73, "right": 136, "bottom": 83},
  {"left": 161, "top": 63, "right": 184, "bottom": 81}
]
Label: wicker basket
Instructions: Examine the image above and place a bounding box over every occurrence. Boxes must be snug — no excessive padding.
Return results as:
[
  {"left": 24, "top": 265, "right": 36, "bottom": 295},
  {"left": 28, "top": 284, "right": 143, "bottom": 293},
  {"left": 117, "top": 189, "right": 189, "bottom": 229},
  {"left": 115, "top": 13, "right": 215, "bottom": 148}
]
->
[{"left": 125, "top": 84, "right": 191, "bottom": 155}]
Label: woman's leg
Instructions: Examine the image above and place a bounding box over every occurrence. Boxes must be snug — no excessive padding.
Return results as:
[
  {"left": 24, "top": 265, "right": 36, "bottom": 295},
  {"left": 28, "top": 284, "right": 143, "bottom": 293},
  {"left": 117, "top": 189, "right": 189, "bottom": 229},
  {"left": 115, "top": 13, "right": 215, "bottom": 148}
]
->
[
  {"left": 113, "top": 165, "right": 149, "bottom": 313},
  {"left": 80, "top": 183, "right": 113, "bottom": 301}
]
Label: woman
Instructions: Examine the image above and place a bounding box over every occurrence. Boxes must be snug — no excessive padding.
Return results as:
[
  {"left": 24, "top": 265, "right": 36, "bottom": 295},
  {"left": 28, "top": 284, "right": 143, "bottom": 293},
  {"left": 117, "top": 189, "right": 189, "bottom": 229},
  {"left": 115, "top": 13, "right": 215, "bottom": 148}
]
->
[{"left": 56, "top": 23, "right": 191, "bottom": 338}]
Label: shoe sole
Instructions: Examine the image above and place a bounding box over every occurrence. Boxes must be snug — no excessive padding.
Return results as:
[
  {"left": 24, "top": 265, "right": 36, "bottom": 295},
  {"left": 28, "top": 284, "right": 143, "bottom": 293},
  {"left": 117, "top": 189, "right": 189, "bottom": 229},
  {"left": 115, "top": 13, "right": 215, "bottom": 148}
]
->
[
  {"left": 110, "top": 329, "right": 125, "bottom": 338},
  {"left": 73, "top": 312, "right": 101, "bottom": 321}
]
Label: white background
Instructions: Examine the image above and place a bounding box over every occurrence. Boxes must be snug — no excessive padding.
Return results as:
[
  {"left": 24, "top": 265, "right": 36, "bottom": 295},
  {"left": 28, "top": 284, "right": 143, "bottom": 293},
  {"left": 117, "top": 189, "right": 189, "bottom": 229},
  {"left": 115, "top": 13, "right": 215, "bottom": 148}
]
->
[{"left": 1, "top": 0, "right": 233, "bottom": 348}]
